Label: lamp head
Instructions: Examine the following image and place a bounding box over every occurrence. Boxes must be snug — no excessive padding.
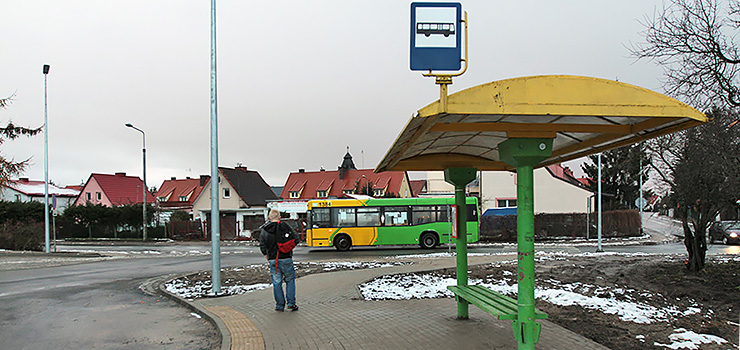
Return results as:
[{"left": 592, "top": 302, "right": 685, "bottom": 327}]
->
[
  {"left": 125, "top": 123, "right": 133, "bottom": 128},
  {"left": 43, "top": 65, "right": 50, "bottom": 74}
]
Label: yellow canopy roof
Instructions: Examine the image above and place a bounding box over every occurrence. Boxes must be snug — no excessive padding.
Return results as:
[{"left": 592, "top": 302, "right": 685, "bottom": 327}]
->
[{"left": 376, "top": 75, "right": 706, "bottom": 172}]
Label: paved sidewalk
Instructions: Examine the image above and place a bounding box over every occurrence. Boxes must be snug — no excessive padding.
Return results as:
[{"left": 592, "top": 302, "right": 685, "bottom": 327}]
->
[{"left": 193, "top": 255, "right": 610, "bottom": 350}]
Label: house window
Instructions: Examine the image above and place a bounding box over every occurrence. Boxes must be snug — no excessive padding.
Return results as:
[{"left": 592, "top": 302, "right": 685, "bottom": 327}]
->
[
  {"left": 14, "top": 194, "right": 21, "bottom": 201},
  {"left": 373, "top": 189, "right": 384, "bottom": 197},
  {"left": 342, "top": 190, "right": 353, "bottom": 195},
  {"left": 223, "top": 188, "right": 230, "bottom": 198},
  {"left": 317, "top": 190, "right": 327, "bottom": 198},
  {"left": 289, "top": 191, "right": 300, "bottom": 199},
  {"left": 497, "top": 199, "right": 517, "bottom": 208},
  {"left": 158, "top": 196, "right": 168, "bottom": 202},
  {"left": 179, "top": 196, "right": 188, "bottom": 201},
  {"left": 96, "top": 192, "right": 101, "bottom": 201},
  {"left": 86, "top": 193, "right": 91, "bottom": 201}
]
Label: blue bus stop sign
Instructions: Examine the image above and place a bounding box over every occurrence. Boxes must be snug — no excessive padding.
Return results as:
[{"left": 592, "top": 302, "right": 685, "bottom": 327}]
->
[{"left": 410, "top": 2, "right": 462, "bottom": 71}]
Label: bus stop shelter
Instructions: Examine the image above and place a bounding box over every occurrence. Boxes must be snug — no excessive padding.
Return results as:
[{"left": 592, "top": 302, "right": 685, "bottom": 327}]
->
[{"left": 375, "top": 75, "right": 706, "bottom": 349}]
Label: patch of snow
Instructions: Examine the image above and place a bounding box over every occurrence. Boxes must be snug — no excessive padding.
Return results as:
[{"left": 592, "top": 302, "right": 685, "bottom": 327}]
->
[
  {"left": 164, "top": 279, "right": 270, "bottom": 299},
  {"left": 360, "top": 273, "right": 701, "bottom": 325},
  {"left": 654, "top": 328, "right": 728, "bottom": 349},
  {"left": 190, "top": 312, "right": 202, "bottom": 319}
]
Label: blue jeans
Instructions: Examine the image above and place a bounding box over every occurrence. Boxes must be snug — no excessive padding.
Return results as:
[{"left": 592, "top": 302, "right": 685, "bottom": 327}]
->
[{"left": 268, "top": 258, "right": 296, "bottom": 310}]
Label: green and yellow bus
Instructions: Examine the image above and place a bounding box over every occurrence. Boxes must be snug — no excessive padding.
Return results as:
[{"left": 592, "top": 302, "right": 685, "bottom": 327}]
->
[{"left": 306, "top": 197, "right": 479, "bottom": 251}]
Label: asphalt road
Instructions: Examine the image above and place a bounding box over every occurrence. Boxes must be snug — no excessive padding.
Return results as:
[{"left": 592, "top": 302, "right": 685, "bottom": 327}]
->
[{"left": 1, "top": 214, "right": 738, "bottom": 350}]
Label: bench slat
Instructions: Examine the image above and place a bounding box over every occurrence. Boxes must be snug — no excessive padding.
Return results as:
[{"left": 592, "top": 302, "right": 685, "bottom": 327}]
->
[
  {"left": 448, "top": 285, "right": 548, "bottom": 320},
  {"left": 456, "top": 286, "right": 517, "bottom": 318}
]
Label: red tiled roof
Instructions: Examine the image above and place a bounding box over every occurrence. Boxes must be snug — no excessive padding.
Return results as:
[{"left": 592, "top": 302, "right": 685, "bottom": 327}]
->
[
  {"left": 90, "top": 173, "right": 155, "bottom": 206},
  {"left": 282, "top": 168, "right": 407, "bottom": 199},
  {"left": 155, "top": 178, "right": 205, "bottom": 208},
  {"left": 316, "top": 179, "right": 334, "bottom": 191},
  {"left": 409, "top": 180, "right": 426, "bottom": 197},
  {"left": 545, "top": 164, "right": 590, "bottom": 189}
]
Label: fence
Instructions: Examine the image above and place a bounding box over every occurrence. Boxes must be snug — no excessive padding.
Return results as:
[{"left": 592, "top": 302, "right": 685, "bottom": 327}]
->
[{"left": 480, "top": 210, "right": 641, "bottom": 242}]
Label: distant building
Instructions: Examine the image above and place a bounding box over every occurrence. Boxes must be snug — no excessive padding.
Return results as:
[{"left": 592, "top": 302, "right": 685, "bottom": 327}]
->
[
  {"left": 191, "top": 166, "right": 277, "bottom": 240},
  {"left": 73, "top": 172, "right": 154, "bottom": 207},
  {"left": 282, "top": 151, "right": 412, "bottom": 201},
  {"left": 1, "top": 178, "right": 80, "bottom": 213},
  {"left": 155, "top": 176, "right": 208, "bottom": 217},
  {"left": 480, "top": 164, "right": 593, "bottom": 215}
]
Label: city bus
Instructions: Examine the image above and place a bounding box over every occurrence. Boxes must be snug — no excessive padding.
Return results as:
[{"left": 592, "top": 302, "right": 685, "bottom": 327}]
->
[{"left": 306, "top": 197, "right": 479, "bottom": 251}]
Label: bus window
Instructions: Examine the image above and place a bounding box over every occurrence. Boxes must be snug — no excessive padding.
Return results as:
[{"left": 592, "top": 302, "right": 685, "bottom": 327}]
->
[
  {"left": 466, "top": 204, "right": 479, "bottom": 221},
  {"left": 383, "top": 206, "right": 408, "bottom": 226},
  {"left": 333, "top": 207, "right": 356, "bottom": 227},
  {"left": 311, "top": 208, "right": 331, "bottom": 228},
  {"left": 412, "top": 206, "right": 436, "bottom": 225},
  {"left": 357, "top": 207, "right": 380, "bottom": 227},
  {"left": 438, "top": 205, "right": 450, "bottom": 222}
]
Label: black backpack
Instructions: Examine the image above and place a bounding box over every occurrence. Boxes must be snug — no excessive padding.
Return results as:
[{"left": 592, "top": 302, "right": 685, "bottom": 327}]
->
[{"left": 275, "top": 222, "right": 296, "bottom": 262}]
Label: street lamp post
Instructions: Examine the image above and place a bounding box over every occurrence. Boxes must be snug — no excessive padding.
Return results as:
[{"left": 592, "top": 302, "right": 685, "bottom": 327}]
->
[
  {"left": 125, "top": 123, "right": 147, "bottom": 241},
  {"left": 43, "top": 64, "right": 50, "bottom": 253}
]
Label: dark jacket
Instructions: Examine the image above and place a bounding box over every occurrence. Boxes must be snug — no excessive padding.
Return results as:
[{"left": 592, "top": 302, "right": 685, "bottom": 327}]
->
[{"left": 259, "top": 221, "right": 299, "bottom": 261}]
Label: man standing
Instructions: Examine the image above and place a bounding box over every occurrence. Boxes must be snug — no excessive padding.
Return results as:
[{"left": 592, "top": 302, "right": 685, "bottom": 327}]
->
[{"left": 259, "top": 209, "right": 299, "bottom": 312}]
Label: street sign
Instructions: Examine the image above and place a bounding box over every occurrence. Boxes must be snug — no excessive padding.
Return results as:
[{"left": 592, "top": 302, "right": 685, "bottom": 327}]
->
[
  {"left": 410, "top": 2, "right": 462, "bottom": 71},
  {"left": 635, "top": 197, "right": 648, "bottom": 209}
]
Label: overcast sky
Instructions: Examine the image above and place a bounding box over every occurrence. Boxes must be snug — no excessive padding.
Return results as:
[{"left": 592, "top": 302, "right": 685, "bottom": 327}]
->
[{"left": 1, "top": 0, "right": 668, "bottom": 189}]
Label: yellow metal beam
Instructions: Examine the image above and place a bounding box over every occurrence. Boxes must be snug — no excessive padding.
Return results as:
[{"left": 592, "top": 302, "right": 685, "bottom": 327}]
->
[{"left": 430, "top": 122, "right": 633, "bottom": 134}]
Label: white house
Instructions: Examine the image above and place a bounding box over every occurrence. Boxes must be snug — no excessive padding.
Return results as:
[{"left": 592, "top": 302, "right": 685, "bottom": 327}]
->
[
  {"left": 480, "top": 164, "right": 593, "bottom": 216},
  {"left": 2, "top": 178, "right": 80, "bottom": 213}
]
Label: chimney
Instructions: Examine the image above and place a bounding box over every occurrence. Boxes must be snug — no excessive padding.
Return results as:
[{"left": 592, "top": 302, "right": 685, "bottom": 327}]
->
[
  {"left": 115, "top": 172, "right": 126, "bottom": 177},
  {"left": 186, "top": 176, "right": 191, "bottom": 180},
  {"left": 19, "top": 177, "right": 29, "bottom": 182},
  {"left": 171, "top": 177, "right": 176, "bottom": 180},
  {"left": 200, "top": 175, "right": 210, "bottom": 186},
  {"left": 235, "top": 166, "right": 247, "bottom": 172},
  {"left": 298, "top": 168, "right": 305, "bottom": 173}
]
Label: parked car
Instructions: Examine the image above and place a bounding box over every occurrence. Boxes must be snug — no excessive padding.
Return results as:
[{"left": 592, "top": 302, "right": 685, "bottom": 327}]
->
[{"left": 708, "top": 221, "right": 740, "bottom": 245}]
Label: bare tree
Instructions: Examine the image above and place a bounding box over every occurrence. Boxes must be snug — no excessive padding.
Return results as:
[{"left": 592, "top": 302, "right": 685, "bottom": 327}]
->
[
  {"left": 646, "top": 109, "right": 740, "bottom": 271},
  {"left": 631, "top": 0, "right": 740, "bottom": 110},
  {"left": 0, "top": 95, "right": 42, "bottom": 188}
]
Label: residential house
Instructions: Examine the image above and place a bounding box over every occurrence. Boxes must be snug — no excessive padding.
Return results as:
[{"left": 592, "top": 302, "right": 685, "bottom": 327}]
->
[
  {"left": 74, "top": 172, "right": 155, "bottom": 207},
  {"left": 480, "top": 164, "right": 593, "bottom": 216},
  {"left": 191, "top": 166, "right": 277, "bottom": 240},
  {"left": 279, "top": 152, "right": 412, "bottom": 218},
  {"left": 1, "top": 178, "right": 80, "bottom": 213},
  {"left": 155, "top": 176, "right": 207, "bottom": 217}
]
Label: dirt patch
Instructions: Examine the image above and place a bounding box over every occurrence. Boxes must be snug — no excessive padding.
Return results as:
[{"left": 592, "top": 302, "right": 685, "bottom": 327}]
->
[{"left": 166, "top": 261, "right": 409, "bottom": 298}]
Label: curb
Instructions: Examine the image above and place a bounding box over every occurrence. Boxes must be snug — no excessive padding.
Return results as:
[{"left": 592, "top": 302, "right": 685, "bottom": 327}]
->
[{"left": 153, "top": 274, "right": 232, "bottom": 350}]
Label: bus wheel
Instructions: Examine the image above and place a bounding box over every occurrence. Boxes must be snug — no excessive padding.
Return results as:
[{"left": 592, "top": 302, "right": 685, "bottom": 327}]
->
[
  {"left": 419, "top": 233, "right": 438, "bottom": 249},
  {"left": 334, "top": 235, "right": 352, "bottom": 251}
]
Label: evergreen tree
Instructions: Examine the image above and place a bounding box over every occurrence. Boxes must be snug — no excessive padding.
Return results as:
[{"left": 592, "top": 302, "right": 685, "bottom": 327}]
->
[
  {"left": 581, "top": 143, "right": 649, "bottom": 210},
  {"left": 0, "top": 95, "right": 42, "bottom": 188}
]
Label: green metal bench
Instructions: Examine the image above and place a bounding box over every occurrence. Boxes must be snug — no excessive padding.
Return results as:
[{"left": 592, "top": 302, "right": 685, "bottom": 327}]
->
[{"left": 447, "top": 285, "right": 548, "bottom": 321}]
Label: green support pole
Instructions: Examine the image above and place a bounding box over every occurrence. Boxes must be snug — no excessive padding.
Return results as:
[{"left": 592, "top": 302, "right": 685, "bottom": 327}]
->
[
  {"left": 444, "top": 167, "right": 477, "bottom": 320},
  {"left": 498, "top": 138, "right": 552, "bottom": 350}
]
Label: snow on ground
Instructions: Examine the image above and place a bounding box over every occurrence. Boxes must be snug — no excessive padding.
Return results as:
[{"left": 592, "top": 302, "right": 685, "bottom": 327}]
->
[
  {"left": 165, "top": 279, "right": 271, "bottom": 299},
  {"left": 653, "top": 328, "right": 728, "bottom": 349},
  {"left": 164, "top": 261, "right": 409, "bottom": 299},
  {"left": 359, "top": 272, "right": 701, "bottom": 324}
]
